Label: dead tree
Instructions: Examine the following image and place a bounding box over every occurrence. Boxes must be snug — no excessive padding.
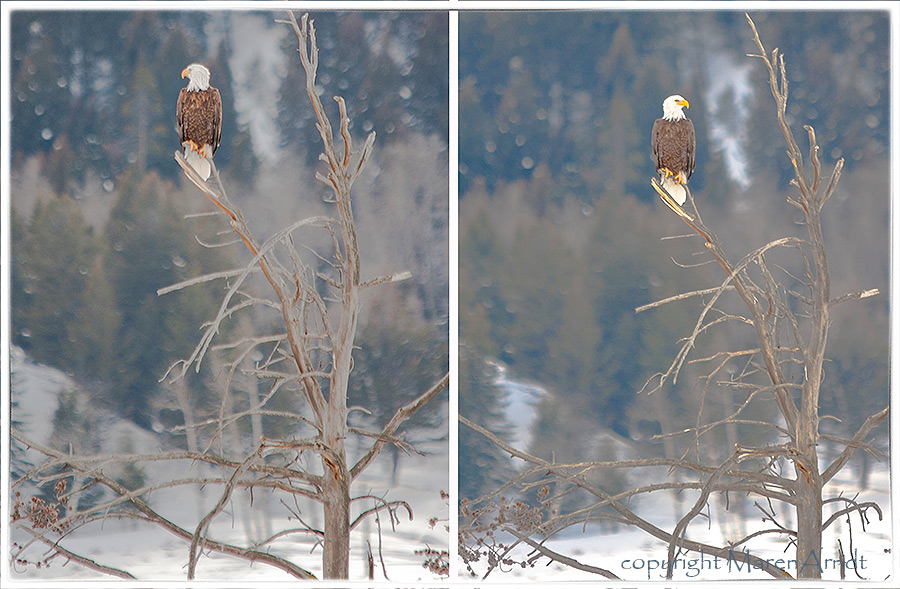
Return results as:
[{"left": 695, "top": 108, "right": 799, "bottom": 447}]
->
[
  {"left": 11, "top": 12, "right": 447, "bottom": 581},
  {"left": 460, "top": 14, "right": 887, "bottom": 581}
]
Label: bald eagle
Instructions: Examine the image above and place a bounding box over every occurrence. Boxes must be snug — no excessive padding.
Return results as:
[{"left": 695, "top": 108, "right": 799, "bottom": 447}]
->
[
  {"left": 651, "top": 95, "right": 695, "bottom": 205},
  {"left": 176, "top": 63, "right": 222, "bottom": 181}
]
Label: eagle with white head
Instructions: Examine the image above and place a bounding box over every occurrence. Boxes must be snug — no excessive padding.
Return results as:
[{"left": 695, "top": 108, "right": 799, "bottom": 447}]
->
[
  {"left": 651, "top": 95, "right": 695, "bottom": 206},
  {"left": 176, "top": 63, "right": 222, "bottom": 181}
]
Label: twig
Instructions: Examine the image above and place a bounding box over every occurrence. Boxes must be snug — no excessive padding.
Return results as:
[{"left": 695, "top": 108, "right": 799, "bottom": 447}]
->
[
  {"left": 821, "top": 500, "right": 882, "bottom": 532},
  {"left": 18, "top": 527, "right": 137, "bottom": 579},
  {"left": 503, "top": 526, "right": 622, "bottom": 580},
  {"left": 635, "top": 285, "right": 736, "bottom": 314},
  {"left": 821, "top": 406, "right": 890, "bottom": 483},
  {"left": 188, "top": 445, "right": 262, "bottom": 578}
]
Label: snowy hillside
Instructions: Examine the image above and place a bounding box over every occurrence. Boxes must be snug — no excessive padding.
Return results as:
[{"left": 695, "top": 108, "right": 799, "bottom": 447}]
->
[{"left": 9, "top": 347, "right": 449, "bottom": 582}]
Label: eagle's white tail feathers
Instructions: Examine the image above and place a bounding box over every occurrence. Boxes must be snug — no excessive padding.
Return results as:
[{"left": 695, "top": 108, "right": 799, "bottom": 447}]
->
[
  {"left": 661, "top": 176, "right": 687, "bottom": 206},
  {"left": 184, "top": 148, "right": 211, "bottom": 181}
]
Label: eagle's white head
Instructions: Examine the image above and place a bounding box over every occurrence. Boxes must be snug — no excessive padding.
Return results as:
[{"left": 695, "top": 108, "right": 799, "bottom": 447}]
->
[
  {"left": 181, "top": 63, "right": 211, "bottom": 92},
  {"left": 662, "top": 94, "right": 690, "bottom": 121}
]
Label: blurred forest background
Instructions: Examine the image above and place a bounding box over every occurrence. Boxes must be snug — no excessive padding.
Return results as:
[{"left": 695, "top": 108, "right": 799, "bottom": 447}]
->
[
  {"left": 458, "top": 10, "right": 890, "bottom": 501},
  {"left": 9, "top": 10, "right": 449, "bottom": 473}
]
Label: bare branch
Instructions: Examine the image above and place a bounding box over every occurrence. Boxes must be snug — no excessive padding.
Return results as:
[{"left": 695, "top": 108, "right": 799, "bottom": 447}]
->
[
  {"left": 821, "top": 406, "right": 890, "bottom": 483},
  {"left": 460, "top": 415, "right": 792, "bottom": 579},
  {"left": 188, "top": 445, "right": 263, "bottom": 578},
  {"left": 820, "top": 157, "right": 844, "bottom": 209},
  {"left": 830, "top": 287, "right": 879, "bottom": 306},
  {"left": 821, "top": 500, "right": 882, "bottom": 532},
  {"left": 361, "top": 271, "right": 413, "bottom": 290},
  {"left": 12, "top": 430, "right": 317, "bottom": 579},
  {"left": 349, "top": 498, "right": 413, "bottom": 532},
  {"left": 503, "top": 526, "right": 622, "bottom": 580},
  {"left": 666, "top": 450, "right": 744, "bottom": 577},
  {"left": 351, "top": 373, "right": 449, "bottom": 479},
  {"left": 635, "top": 285, "right": 736, "bottom": 314},
  {"left": 18, "top": 527, "right": 137, "bottom": 579},
  {"left": 11, "top": 429, "right": 323, "bottom": 489},
  {"left": 157, "top": 267, "right": 258, "bottom": 296}
]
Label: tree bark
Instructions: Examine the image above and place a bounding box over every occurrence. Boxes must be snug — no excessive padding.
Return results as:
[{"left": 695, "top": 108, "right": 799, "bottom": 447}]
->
[
  {"left": 795, "top": 472, "right": 823, "bottom": 579},
  {"left": 321, "top": 435, "right": 351, "bottom": 578}
]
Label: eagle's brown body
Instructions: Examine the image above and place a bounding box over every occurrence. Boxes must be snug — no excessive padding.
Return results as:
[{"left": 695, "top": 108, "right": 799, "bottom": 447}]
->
[
  {"left": 176, "top": 86, "right": 222, "bottom": 158},
  {"left": 651, "top": 117, "right": 695, "bottom": 185}
]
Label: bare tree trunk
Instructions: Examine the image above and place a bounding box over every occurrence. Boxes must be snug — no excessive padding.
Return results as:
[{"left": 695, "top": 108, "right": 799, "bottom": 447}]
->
[
  {"left": 795, "top": 475, "right": 823, "bottom": 578},
  {"left": 321, "top": 435, "right": 351, "bottom": 578},
  {"left": 240, "top": 314, "right": 265, "bottom": 448},
  {"left": 173, "top": 377, "right": 199, "bottom": 456},
  {"left": 748, "top": 17, "right": 833, "bottom": 576},
  {"left": 290, "top": 9, "right": 362, "bottom": 576},
  {"left": 173, "top": 376, "right": 206, "bottom": 519},
  {"left": 796, "top": 323, "right": 825, "bottom": 579},
  {"left": 321, "top": 140, "right": 361, "bottom": 578}
]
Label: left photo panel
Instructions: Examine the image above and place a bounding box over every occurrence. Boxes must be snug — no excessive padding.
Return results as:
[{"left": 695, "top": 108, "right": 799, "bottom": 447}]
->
[{"left": 5, "top": 7, "right": 449, "bottom": 582}]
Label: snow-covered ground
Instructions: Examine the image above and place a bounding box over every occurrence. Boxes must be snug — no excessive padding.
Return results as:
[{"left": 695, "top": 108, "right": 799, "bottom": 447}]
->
[
  {"left": 8, "top": 351, "right": 893, "bottom": 583},
  {"left": 11, "top": 448, "right": 448, "bottom": 582},
  {"left": 461, "top": 370, "right": 893, "bottom": 582},
  {"left": 462, "top": 466, "right": 891, "bottom": 582},
  {"left": 491, "top": 360, "right": 546, "bottom": 453},
  {"left": 9, "top": 348, "right": 449, "bottom": 582}
]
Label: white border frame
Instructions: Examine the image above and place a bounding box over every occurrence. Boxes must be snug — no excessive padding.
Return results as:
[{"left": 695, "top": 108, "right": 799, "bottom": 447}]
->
[{"left": 2, "top": 1, "right": 898, "bottom": 587}]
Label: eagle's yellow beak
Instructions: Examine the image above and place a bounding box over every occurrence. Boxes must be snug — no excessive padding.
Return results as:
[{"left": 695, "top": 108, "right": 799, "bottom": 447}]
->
[
  {"left": 679, "top": 99, "right": 690, "bottom": 109},
  {"left": 181, "top": 67, "right": 189, "bottom": 79}
]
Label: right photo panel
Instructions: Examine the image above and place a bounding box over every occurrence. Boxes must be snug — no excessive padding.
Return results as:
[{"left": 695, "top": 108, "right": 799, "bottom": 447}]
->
[{"left": 458, "top": 9, "right": 892, "bottom": 582}]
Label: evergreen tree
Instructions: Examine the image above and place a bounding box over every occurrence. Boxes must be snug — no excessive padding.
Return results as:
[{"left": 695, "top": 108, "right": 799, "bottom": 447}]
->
[
  {"left": 495, "top": 216, "right": 569, "bottom": 377},
  {"left": 546, "top": 271, "right": 599, "bottom": 396},
  {"left": 120, "top": 61, "right": 168, "bottom": 174},
  {"left": 349, "top": 319, "right": 448, "bottom": 433},
  {"left": 458, "top": 197, "right": 502, "bottom": 357},
  {"left": 206, "top": 33, "right": 238, "bottom": 167},
  {"left": 11, "top": 15, "right": 72, "bottom": 159},
  {"left": 405, "top": 12, "right": 450, "bottom": 144},
  {"left": 41, "top": 134, "right": 78, "bottom": 197},
  {"left": 208, "top": 33, "right": 258, "bottom": 185},
  {"left": 458, "top": 346, "right": 515, "bottom": 501},
  {"left": 103, "top": 170, "right": 225, "bottom": 425},
  {"left": 458, "top": 77, "right": 492, "bottom": 195},
  {"left": 10, "top": 11, "right": 215, "bottom": 182},
  {"left": 11, "top": 199, "right": 120, "bottom": 379},
  {"left": 597, "top": 87, "right": 643, "bottom": 199}
]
